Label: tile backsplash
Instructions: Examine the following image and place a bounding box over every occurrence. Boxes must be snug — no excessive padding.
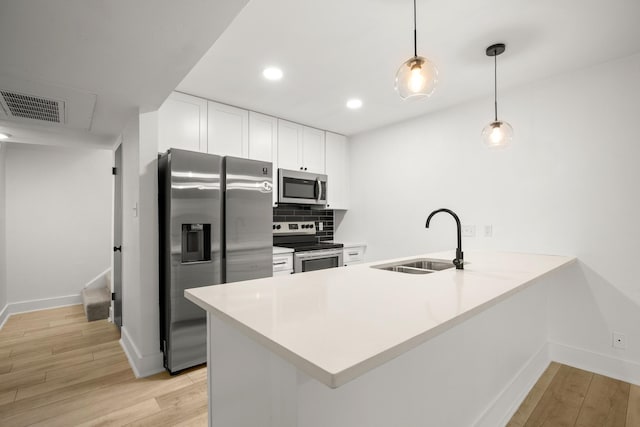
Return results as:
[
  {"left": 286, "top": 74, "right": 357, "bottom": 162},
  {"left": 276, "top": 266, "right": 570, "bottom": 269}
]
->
[{"left": 273, "top": 206, "right": 334, "bottom": 241}]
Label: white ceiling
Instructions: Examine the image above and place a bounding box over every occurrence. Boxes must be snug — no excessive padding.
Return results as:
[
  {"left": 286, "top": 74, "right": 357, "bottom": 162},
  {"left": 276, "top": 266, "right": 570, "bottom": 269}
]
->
[
  {"left": 1, "top": 0, "right": 638, "bottom": 148},
  {"left": 178, "top": 0, "right": 640, "bottom": 136},
  {"left": 0, "top": 0, "right": 249, "bottom": 149}
]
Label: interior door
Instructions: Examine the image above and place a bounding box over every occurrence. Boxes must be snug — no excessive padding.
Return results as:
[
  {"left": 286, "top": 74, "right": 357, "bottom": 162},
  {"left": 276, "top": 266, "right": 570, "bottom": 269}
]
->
[{"left": 113, "top": 144, "right": 123, "bottom": 328}]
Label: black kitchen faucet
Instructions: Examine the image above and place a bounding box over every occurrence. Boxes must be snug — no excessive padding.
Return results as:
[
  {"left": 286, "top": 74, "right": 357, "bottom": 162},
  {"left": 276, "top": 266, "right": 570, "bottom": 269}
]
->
[{"left": 425, "top": 208, "right": 464, "bottom": 270}]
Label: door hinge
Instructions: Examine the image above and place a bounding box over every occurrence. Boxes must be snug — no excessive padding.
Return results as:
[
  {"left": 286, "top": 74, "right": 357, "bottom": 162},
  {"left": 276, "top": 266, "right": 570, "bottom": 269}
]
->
[
  {"left": 112, "top": 167, "right": 117, "bottom": 175},
  {"left": 111, "top": 292, "right": 116, "bottom": 301}
]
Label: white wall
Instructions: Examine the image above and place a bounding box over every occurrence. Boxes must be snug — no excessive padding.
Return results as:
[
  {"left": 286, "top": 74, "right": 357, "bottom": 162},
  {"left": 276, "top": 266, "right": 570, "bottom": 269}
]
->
[
  {"left": 3, "top": 143, "right": 112, "bottom": 305},
  {"left": 337, "top": 53, "right": 640, "bottom": 383},
  {"left": 119, "top": 112, "right": 163, "bottom": 377},
  {"left": 0, "top": 142, "right": 7, "bottom": 317}
]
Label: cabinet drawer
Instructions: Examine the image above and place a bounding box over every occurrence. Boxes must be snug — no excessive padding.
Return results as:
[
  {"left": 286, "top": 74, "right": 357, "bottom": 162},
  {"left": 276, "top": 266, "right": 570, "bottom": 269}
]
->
[
  {"left": 343, "top": 246, "right": 365, "bottom": 264},
  {"left": 273, "top": 254, "right": 293, "bottom": 273}
]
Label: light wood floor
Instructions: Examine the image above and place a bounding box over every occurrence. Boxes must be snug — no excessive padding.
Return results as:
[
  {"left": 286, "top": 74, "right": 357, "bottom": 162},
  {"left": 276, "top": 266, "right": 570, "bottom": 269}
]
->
[
  {"left": 508, "top": 362, "right": 640, "bottom": 427},
  {"left": 2, "top": 306, "right": 639, "bottom": 427},
  {"left": 0, "top": 304, "right": 207, "bottom": 427}
]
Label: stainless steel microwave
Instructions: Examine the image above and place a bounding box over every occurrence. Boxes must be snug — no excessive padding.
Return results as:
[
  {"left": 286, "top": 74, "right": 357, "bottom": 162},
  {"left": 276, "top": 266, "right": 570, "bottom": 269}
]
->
[{"left": 278, "top": 168, "right": 327, "bottom": 206}]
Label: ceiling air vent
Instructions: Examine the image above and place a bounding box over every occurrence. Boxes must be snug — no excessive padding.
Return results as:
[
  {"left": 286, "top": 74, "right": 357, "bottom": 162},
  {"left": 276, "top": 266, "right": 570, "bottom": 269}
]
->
[{"left": 0, "top": 90, "right": 65, "bottom": 124}]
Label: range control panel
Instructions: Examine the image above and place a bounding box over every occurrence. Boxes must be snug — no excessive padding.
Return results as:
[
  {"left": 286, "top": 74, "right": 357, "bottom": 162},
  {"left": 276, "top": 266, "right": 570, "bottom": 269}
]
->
[{"left": 272, "top": 221, "right": 316, "bottom": 235}]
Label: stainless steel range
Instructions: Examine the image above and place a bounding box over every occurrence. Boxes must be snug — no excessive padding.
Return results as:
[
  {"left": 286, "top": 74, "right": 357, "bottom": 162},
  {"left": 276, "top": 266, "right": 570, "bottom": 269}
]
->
[{"left": 273, "top": 221, "right": 343, "bottom": 273}]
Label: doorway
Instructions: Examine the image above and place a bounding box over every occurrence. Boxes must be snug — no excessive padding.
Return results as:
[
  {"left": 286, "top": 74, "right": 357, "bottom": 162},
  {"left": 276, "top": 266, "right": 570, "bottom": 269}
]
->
[{"left": 113, "top": 144, "right": 123, "bottom": 328}]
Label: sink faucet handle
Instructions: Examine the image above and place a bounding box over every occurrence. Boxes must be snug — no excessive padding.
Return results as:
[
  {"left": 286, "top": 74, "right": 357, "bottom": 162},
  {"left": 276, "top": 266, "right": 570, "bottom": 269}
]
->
[{"left": 453, "top": 248, "right": 464, "bottom": 269}]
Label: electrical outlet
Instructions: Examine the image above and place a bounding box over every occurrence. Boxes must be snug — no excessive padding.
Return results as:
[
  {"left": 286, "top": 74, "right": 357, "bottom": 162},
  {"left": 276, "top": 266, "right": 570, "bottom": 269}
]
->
[
  {"left": 612, "top": 332, "right": 627, "bottom": 349},
  {"left": 484, "top": 225, "right": 493, "bottom": 237},
  {"left": 318, "top": 222, "right": 324, "bottom": 231},
  {"left": 461, "top": 225, "right": 476, "bottom": 237}
]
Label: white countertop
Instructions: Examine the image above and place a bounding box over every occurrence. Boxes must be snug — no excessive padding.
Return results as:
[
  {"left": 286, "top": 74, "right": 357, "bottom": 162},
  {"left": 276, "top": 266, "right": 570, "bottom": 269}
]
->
[
  {"left": 272, "top": 246, "right": 294, "bottom": 255},
  {"left": 185, "top": 251, "right": 575, "bottom": 388}
]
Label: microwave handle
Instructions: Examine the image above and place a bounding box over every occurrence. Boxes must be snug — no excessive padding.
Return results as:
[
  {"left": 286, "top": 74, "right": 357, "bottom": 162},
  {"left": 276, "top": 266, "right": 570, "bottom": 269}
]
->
[{"left": 315, "top": 178, "right": 321, "bottom": 202}]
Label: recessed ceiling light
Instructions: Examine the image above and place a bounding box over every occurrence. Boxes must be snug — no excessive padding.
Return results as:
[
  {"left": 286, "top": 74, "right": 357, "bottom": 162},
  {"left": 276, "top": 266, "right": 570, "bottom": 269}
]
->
[
  {"left": 263, "top": 67, "right": 283, "bottom": 81},
  {"left": 0, "top": 132, "right": 11, "bottom": 140},
  {"left": 346, "top": 99, "right": 363, "bottom": 110}
]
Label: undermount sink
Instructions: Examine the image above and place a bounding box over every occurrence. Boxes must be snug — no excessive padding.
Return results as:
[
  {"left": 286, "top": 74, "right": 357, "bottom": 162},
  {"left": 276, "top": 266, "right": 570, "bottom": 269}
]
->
[{"left": 372, "top": 258, "right": 456, "bottom": 274}]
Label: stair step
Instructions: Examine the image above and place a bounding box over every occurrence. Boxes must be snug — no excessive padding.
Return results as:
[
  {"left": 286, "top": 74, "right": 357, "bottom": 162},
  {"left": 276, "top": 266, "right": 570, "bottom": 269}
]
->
[{"left": 81, "top": 286, "right": 110, "bottom": 322}]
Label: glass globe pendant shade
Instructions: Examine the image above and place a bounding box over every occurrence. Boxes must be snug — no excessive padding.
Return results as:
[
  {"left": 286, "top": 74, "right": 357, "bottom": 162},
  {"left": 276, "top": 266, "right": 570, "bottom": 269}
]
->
[
  {"left": 395, "top": 56, "right": 438, "bottom": 100},
  {"left": 482, "top": 120, "right": 513, "bottom": 148}
]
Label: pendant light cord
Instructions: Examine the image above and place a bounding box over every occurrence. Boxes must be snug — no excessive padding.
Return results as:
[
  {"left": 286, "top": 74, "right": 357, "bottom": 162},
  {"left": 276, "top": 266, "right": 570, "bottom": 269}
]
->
[
  {"left": 494, "top": 53, "right": 498, "bottom": 121},
  {"left": 413, "top": 0, "right": 417, "bottom": 57}
]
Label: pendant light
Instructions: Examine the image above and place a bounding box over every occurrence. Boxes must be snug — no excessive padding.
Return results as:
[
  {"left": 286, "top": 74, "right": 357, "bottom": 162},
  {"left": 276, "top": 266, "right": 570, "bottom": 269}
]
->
[
  {"left": 482, "top": 43, "right": 513, "bottom": 148},
  {"left": 394, "top": 0, "right": 438, "bottom": 100}
]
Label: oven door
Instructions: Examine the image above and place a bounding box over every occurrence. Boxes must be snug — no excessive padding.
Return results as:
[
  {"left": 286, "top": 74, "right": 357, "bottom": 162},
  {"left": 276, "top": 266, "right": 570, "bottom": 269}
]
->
[
  {"left": 294, "top": 249, "right": 343, "bottom": 273},
  {"left": 278, "top": 168, "right": 327, "bottom": 206}
]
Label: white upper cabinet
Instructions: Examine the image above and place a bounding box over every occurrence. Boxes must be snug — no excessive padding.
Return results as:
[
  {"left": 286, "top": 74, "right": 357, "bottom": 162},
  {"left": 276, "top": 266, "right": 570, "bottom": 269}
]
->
[
  {"left": 248, "top": 112, "right": 277, "bottom": 163},
  {"left": 325, "top": 132, "right": 349, "bottom": 210},
  {"left": 302, "top": 126, "right": 325, "bottom": 174},
  {"left": 207, "top": 101, "right": 249, "bottom": 157},
  {"left": 158, "top": 92, "right": 207, "bottom": 153},
  {"left": 277, "top": 119, "right": 302, "bottom": 171},
  {"left": 249, "top": 112, "right": 278, "bottom": 206},
  {"left": 277, "top": 119, "right": 325, "bottom": 174}
]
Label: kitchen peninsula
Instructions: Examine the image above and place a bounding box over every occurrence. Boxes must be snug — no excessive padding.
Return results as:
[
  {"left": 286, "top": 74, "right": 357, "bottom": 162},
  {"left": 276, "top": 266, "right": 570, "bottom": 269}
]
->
[{"left": 185, "top": 251, "right": 575, "bottom": 427}]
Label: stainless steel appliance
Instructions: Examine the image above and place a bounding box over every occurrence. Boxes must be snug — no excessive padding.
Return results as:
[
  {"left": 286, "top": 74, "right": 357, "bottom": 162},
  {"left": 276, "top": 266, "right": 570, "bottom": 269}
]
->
[
  {"left": 293, "top": 248, "right": 343, "bottom": 273},
  {"left": 159, "top": 149, "right": 273, "bottom": 374},
  {"left": 273, "top": 221, "right": 343, "bottom": 273},
  {"left": 278, "top": 168, "right": 327, "bottom": 206}
]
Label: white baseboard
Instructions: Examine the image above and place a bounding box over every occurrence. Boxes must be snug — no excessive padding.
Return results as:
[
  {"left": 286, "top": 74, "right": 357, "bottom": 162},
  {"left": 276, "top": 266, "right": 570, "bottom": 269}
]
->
[
  {"left": 119, "top": 326, "right": 164, "bottom": 378},
  {"left": 0, "top": 304, "right": 9, "bottom": 329},
  {"left": 549, "top": 341, "right": 640, "bottom": 386},
  {"left": 474, "top": 343, "right": 550, "bottom": 427},
  {"left": 0, "top": 294, "right": 82, "bottom": 330}
]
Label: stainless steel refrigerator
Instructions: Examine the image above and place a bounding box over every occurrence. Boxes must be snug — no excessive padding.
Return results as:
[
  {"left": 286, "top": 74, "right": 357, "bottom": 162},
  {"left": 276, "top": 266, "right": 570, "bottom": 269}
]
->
[{"left": 158, "top": 149, "right": 273, "bottom": 374}]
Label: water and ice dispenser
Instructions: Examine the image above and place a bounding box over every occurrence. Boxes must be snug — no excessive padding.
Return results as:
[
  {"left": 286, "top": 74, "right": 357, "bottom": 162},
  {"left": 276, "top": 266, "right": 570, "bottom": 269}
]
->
[{"left": 181, "top": 224, "right": 211, "bottom": 263}]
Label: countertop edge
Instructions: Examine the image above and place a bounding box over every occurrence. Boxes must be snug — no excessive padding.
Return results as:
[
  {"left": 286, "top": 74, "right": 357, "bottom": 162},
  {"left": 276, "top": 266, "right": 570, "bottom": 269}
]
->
[
  {"left": 186, "top": 254, "right": 576, "bottom": 389},
  {"left": 331, "top": 255, "right": 577, "bottom": 387},
  {"left": 185, "top": 289, "right": 338, "bottom": 388}
]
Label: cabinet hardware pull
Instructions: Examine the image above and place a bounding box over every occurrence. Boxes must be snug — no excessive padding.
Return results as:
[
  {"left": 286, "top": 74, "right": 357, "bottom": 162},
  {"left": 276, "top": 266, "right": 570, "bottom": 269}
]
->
[
  {"left": 273, "top": 261, "right": 287, "bottom": 265},
  {"left": 348, "top": 252, "right": 358, "bottom": 256}
]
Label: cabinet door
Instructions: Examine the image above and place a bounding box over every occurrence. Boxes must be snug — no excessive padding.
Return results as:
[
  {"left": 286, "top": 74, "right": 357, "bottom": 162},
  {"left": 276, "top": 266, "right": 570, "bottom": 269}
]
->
[
  {"left": 277, "top": 119, "right": 302, "bottom": 171},
  {"left": 207, "top": 101, "right": 249, "bottom": 157},
  {"left": 158, "top": 92, "right": 207, "bottom": 153},
  {"left": 249, "top": 112, "right": 277, "bottom": 162},
  {"left": 343, "top": 245, "right": 366, "bottom": 266},
  {"left": 302, "top": 126, "right": 325, "bottom": 174},
  {"left": 249, "top": 112, "right": 278, "bottom": 206},
  {"left": 325, "top": 132, "right": 349, "bottom": 209}
]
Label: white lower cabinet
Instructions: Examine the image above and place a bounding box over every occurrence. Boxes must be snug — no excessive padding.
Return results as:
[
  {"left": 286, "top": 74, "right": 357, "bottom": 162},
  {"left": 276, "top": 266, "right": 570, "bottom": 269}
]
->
[
  {"left": 273, "top": 252, "right": 293, "bottom": 275},
  {"left": 343, "top": 244, "right": 366, "bottom": 266}
]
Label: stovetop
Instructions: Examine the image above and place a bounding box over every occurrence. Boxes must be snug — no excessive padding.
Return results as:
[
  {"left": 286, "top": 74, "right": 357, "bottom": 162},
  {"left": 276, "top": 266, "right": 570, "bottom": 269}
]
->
[{"left": 272, "top": 221, "right": 343, "bottom": 252}]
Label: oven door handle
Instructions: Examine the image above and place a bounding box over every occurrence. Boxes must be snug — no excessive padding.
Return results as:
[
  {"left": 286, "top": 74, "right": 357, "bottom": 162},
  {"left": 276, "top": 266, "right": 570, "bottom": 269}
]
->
[{"left": 295, "top": 250, "right": 342, "bottom": 260}]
